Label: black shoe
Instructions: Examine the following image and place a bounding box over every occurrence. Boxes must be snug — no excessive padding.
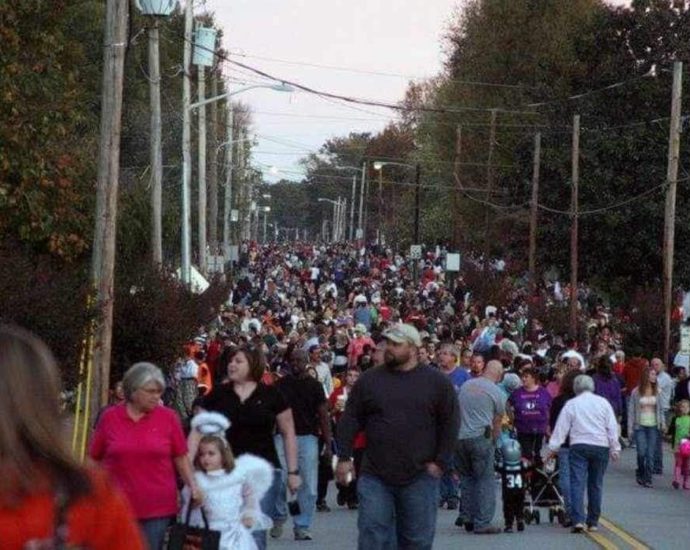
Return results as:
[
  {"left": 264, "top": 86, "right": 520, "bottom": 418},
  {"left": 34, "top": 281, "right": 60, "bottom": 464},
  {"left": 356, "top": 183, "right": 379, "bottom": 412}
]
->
[
  {"left": 316, "top": 501, "right": 331, "bottom": 512},
  {"left": 673, "top": 481, "right": 681, "bottom": 489},
  {"left": 464, "top": 522, "right": 475, "bottom": 533},
  {"left": 454, "top": 516, "right": 466, "bottom": 527},
  {"left": 517, "top": 521, "right": 525, "bottom": 532},
  {"left": 439, "top": 499, "right": 446, "bottom": 508},
  {"left": 447, "top": 500, "right": 459, "bottom": 511},
  {"left": 474, "top": 526, "right": 502, "bottom": 535},
  {"left": 336, "top": 492, "right": 346, "bottom": 506},
  {"left": 347, "top": 502, "right": 359, "bottom": 510}
]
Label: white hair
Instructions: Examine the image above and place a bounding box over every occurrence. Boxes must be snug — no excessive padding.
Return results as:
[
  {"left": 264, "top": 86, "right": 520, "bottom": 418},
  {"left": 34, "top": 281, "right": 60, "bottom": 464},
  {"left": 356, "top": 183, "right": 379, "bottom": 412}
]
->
[
  {"left": 573, "top": 374, "right": 595, "bottom": 395},
  {"left": 123, "top": 362, "right": 166, "bottom": 401}
]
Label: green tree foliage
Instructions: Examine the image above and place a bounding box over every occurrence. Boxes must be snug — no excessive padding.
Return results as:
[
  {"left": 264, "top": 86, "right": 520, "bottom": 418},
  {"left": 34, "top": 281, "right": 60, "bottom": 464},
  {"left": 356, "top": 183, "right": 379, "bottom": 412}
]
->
[
  {"left": 405, "top": 0, "right": 690, "bottom": 300},
  {"left": 0, "top": 1, "right": 100, "bottom": 260}
]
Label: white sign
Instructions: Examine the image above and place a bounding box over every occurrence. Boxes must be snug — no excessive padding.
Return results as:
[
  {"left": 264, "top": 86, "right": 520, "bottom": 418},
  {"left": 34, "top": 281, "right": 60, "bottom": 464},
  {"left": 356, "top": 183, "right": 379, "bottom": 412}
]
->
[
  {"left": 681, "top": 326, "right": 690, "bottom": 354},
  {"left": 228, "top": 245, "right": 240, "bottom": 262},
  {"left": 230, "top": 209, "right": 239, "bottom": 222},
  {"left": 355, "top": 228, "right": 364, "bottom": 239},
  {"left": 410, "top": 244, "right": 422, "bottom": 260},
  {"left": 207, "top": 254, "right": 225, "bottom": 274},
  {"left": 446, "top": 253, "right": 461, "bottom": 272}
]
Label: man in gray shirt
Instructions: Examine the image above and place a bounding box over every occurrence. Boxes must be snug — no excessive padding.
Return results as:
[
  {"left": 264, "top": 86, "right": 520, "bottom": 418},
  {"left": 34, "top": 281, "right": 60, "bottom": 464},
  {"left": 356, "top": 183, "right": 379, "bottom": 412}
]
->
[{"left": 456, "top": 359, "right": 506, "bottom": 534}]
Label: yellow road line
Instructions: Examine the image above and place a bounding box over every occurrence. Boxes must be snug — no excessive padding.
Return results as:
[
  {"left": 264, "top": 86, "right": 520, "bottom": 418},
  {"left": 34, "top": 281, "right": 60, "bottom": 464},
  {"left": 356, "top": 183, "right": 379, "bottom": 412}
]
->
[
  {"left": 587, "top": 530, "right": 620, "bottom": 550},
  {"left": 600, "top": 517, "right": 650, "bottom": 550}
]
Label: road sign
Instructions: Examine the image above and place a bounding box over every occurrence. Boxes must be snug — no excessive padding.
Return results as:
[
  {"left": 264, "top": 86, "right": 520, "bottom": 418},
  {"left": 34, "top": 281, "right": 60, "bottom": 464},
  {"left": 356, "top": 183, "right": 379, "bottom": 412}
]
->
[
  {"left": 446, "top": 253, "right": 461, "bottom": 272},
  {"left": 410, "top": 244, "right": 422, "bottom": 260}
]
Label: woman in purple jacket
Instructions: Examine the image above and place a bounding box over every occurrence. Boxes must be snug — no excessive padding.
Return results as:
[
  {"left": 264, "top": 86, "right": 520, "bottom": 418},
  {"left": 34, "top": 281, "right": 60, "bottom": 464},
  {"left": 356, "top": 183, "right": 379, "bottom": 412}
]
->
[
  {"left": 508, "top": 367, "right": 552, "bottom": 466},
  {"left": 593, "top": 357, "right": 623, "bottom": 419}
]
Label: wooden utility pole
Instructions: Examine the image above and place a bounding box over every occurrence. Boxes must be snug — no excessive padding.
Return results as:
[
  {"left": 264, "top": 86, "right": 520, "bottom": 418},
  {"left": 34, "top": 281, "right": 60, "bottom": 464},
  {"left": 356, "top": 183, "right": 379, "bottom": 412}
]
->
[
  {"left": 482, "top": 110, "right": 497, "bottom": 280},
  {"left": 569, "top": 115, "right": 580, "bottom": 338},
  {"left": 222, "top": 107, "right": 234, "bottom": 259},
  {"left": 90, "top": 0, "right": 128, "bottom": 413},
  {"left": 528, "top": 132, "right": 542, "bottom": 295},
  {"left": 663, "top": 61, "right": 683, "bottom": 361},
  {"left": 197, "top": 65, "right": 207, "bottom": 274},
  {"left": 208, "top": 72, "right": 219, "bottom": 255},
  {"left": 453, "top": 124, "right": 462, "bottom": 248},
  {"left": 357, "top": 161, "right": 366, "bottom": 241},
  {"left": 148, "top": 18, "right": 163, "bottom": 266},
  {"left": 349, "top": 174, "right": 356, "bottom": 241}
]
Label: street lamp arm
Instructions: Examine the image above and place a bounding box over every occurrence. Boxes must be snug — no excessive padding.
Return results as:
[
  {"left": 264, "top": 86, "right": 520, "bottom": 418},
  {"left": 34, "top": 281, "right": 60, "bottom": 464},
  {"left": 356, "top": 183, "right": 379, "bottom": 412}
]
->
[{"left": 189, "top": 83, "right": 293, "bottom": 111}]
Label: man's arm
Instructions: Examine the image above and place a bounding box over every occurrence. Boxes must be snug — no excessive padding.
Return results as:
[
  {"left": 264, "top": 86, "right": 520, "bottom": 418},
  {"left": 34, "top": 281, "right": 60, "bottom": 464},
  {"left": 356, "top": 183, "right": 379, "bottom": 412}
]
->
[
  {"left": 335, "top": 378, "right": 364, "bottom": 461},
  {"left": 548, "top": 401, "right": 572, "bottom": 452}
]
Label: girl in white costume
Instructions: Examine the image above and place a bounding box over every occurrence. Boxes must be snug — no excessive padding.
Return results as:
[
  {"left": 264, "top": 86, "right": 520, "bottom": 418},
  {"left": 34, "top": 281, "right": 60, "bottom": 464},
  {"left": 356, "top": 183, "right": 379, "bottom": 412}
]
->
[{"left": 181, "top": 412, "right": 273, "bottom": 550}]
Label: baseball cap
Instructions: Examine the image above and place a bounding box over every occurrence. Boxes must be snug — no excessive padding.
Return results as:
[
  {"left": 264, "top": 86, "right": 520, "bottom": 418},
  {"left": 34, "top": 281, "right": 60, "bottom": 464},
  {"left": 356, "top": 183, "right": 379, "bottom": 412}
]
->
[
  {"left": 354, "top": 323, "right": 367, "bottom": 334},
  {"left": 382, "top": 323, "right": 422, "bottom": 347}
]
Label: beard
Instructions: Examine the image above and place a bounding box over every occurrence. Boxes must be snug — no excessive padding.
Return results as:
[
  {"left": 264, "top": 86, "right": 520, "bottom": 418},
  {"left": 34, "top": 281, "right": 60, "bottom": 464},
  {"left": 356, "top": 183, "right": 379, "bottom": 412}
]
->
[{"left": 384, "top": 350, "right": 411, "bottom": 369}]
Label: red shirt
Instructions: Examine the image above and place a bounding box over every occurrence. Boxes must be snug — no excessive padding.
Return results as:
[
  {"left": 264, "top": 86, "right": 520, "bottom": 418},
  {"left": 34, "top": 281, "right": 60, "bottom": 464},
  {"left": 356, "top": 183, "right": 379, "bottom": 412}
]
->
[
  {"left": 329, "top": 386, "right": 366, "bottom": 449},
  {"left": 89, "top": 404, "right": 187, "bottom": 519},
  {"left": 0, "top": 468, "right": 145, "bottom": 550}
]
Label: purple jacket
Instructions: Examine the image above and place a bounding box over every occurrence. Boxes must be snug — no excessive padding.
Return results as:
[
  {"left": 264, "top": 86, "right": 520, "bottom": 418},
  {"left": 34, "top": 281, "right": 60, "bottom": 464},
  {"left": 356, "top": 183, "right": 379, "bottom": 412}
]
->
[
  {"left": 509, "top": 387, "right": 552, "bottom": 435},
  {"left": 593, "top": 374, "right": 623, "bottom": 417}
]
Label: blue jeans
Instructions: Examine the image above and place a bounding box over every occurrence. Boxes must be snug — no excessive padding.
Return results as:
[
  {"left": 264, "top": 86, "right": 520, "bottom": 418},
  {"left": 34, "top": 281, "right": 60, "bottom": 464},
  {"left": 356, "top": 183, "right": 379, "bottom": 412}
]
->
[
  {"left": 138, "top": 516, "right": 173, "bottom": 550},
  {"left": 569, "top": 444, "right": 609, "bottom": 527},
  {"left": 456, "top": 436, "right": 496, "bottom": 529},
  {"left": 635, "top": 426, "right": 660, "bottom": 484},
  {"left": 274, "top": 434, "right": 319, "bottom": 531},
  {"left": 439, "top": 454, "right": 459, "bottom": 505},
  {"left": 252, "top": 468, "right": 282, "bottom": 550},
  {"left": 357, "top": 471, "right": 440, "bottom": 550},
  {"left": 558, "top": 447, "right": 572, "bottom": 519}
]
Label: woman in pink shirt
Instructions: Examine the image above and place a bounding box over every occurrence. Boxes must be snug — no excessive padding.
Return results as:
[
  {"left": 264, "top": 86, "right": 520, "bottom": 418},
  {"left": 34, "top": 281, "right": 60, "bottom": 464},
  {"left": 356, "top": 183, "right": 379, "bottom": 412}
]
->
[{"left": 90, "top": 362, "right": 201, "bottom": 550}]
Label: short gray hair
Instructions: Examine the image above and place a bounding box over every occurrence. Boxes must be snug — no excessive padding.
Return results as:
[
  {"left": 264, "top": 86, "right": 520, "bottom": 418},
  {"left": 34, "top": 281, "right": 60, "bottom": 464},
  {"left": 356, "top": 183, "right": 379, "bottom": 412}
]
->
[
  {"left": 573, "top": 374, "right": 594, "bottom": 395},
  {"left": 122, "top": 362, "right": 166, "bottom": 401},
  {"left": 440, "top": 343, "right": 461, "bottom": 359}
]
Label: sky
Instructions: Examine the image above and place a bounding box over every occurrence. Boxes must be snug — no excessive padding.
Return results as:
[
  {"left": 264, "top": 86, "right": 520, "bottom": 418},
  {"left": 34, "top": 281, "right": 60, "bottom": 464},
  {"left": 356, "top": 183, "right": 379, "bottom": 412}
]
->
[{"left": 202, "top": 0, "right": 630, "bottom": 183}]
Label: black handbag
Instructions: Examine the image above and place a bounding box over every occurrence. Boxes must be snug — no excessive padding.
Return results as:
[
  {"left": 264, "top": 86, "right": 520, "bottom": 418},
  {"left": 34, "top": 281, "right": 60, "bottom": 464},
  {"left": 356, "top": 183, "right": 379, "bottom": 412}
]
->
[{"left": 167, "top": 505, "right": 220, "bottom": 550}]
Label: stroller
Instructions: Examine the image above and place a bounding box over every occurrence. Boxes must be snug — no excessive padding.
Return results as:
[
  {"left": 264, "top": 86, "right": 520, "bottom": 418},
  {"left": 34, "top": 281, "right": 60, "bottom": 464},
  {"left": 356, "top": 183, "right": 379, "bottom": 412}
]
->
[{"left": 523, "top": 455, "right": 567, "bottom": 525}]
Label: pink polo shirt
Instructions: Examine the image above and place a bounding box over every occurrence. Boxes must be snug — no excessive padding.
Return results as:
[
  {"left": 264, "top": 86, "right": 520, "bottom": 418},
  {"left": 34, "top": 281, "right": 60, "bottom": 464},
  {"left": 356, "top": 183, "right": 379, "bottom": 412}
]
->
[{"left": 89, "top": 403, "right": 187, "bottom": 520}]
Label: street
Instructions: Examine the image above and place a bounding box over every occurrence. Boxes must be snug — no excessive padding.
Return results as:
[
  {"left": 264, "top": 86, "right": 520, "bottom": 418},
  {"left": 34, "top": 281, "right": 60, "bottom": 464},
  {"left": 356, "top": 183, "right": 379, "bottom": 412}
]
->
[{"left": 270, "top": 445, "right": 687, "bottom": 549}]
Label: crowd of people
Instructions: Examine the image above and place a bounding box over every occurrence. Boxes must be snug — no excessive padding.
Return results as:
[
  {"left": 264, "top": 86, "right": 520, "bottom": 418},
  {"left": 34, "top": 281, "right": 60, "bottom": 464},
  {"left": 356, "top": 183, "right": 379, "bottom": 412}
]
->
[{"left": 3, "top": 240, "right": 690, "bottom": 549}]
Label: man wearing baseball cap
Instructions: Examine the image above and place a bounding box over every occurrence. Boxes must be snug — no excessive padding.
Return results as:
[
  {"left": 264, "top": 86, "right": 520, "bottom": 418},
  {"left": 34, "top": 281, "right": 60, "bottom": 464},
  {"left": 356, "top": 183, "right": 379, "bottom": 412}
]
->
[{"left": 335, "top": 323, "right": 460, "bottom": 550}]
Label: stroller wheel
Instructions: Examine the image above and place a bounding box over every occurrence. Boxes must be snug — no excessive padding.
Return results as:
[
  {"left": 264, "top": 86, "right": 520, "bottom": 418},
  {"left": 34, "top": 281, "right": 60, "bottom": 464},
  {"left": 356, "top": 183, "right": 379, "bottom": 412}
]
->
[
  {"left": 523, "top": 509, "right": 532, "bottom": 525},
  {"left": 557, "top": 510, "right": 566, "bottom": 525},
  {"left": 533, "top": 510, "right": 541, "bottom": 525}
]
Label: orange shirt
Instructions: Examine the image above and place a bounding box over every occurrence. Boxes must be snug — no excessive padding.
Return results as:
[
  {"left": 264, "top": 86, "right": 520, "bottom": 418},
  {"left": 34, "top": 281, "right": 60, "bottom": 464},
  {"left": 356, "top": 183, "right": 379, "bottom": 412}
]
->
[{"left": 0, "top": 467, "right": 145, "bottom": 550}]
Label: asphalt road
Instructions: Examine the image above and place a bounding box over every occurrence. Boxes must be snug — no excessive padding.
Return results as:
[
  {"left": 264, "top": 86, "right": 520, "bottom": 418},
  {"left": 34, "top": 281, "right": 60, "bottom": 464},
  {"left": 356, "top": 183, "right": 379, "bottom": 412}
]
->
[{"left": 268, "top": 444, "right": 688, "bottom": 549}]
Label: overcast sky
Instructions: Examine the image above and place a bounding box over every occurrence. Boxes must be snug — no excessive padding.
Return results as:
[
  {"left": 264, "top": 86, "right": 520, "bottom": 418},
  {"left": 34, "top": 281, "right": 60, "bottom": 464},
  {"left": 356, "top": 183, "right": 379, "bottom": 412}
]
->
[{"left": 202, "top": 0, "right": 629, "bottom": 183}]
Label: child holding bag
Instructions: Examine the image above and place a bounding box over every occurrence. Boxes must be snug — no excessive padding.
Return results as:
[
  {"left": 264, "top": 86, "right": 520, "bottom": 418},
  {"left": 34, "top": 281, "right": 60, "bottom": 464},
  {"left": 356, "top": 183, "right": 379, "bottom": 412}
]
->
[{"left": 180, "top": 412, "right": 274, "bottom": 550}]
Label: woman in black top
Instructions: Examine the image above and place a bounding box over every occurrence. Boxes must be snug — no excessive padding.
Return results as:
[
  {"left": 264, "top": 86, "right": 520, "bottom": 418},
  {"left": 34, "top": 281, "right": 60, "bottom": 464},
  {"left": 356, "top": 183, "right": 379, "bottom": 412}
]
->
[
  {"left": 198, "top": 346, "right": 300, "bottom": 550},
  {"left": 549, "top": 369, "right": 580, "bottom": 528}
]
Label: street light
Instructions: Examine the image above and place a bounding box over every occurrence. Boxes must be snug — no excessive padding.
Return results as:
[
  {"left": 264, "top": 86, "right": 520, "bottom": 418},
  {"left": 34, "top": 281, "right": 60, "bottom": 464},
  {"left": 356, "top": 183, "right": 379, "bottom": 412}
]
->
[
  {"left": 318, "top": 197, "right": 346, "bottom": 243},
  {"left": 180, "top": 82, "right": 293, "bottom": 285}
]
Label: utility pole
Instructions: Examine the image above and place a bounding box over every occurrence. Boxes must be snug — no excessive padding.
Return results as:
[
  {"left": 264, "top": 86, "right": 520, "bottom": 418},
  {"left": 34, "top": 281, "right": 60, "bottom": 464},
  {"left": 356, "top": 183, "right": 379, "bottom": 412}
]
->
[
  {"left": 180, "top": 0, "right": 192, "bottom": 285},
  {"left": 482, "top": 109, "right": 497, "bottom": 280},
  {"left": 90, "top": 0, "right": 128, "bottom": 413},
  {"left": 453, "top": 124, "right": 462, "bottom": 248},
  {"left": 569, "top": 115, "right": 580, "bottom": 338},
  {"left": 197, "top": 64, "right": 207, "bottom": 274},
  {"left": 208, "top": 71, "right": 219, "bottom": 255},
  {"left": 349, "top": 174, "right": 356, "bottom": 240},
  {"left": 148, "top": 18, "right": 163, "bottom": 266},
  {"left": 528, "top": 132, "right": 542, "bottom": 296},
  {"left": 413, "top": 163, "right": 421, "bottom": 284},
  {"left": 378, "top": 167, "right": 383, "bottom": 244},
  {"left": 663, "top": 61, "right": 683, "bottom": 361},
  {"left": 358, "top": 161, "right": 366, "bottom": 241},
  {"left": 222, "top": 107, "right": 234, "bottom": 259},
  {"left": 363, "top": 171, "right": 370, "bottom": 240}
]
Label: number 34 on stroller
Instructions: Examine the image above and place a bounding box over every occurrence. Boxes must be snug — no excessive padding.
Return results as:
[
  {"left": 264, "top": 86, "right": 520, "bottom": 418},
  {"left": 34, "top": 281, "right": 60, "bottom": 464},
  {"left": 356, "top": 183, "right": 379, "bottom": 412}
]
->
[{"left": 523, "top": 456, "right": 567, "bottom": 525}]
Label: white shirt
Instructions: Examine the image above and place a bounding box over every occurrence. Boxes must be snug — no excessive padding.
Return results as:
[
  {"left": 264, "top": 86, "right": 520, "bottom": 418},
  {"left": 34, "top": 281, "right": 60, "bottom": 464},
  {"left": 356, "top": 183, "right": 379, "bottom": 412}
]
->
[
  {"left": 657, "top": 371, "right": 675, "bottom": 410},
  {"left": 549, "top": 391, "right": 620, "bottom": 453}
]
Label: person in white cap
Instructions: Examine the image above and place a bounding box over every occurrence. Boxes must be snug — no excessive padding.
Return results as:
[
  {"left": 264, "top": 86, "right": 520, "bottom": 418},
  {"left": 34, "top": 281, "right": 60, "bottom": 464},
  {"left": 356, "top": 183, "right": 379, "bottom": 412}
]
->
[{"left": 335, "top": 323, "right": 460, "bottom": 550}]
